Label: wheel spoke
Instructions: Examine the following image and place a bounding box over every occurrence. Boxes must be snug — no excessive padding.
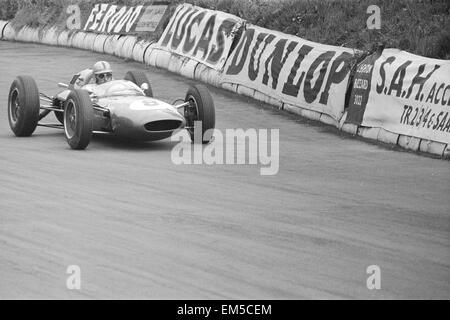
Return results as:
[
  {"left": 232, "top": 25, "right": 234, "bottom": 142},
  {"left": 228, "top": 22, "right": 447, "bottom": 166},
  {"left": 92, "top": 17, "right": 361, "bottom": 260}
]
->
[
  {"left": 185, "top": 95, "right": 199, "bottom": 135},
  {"left": 10, "top": 88, "right": 20, "bottom": 123},
  {"left": 64, "top": 100, "right": 77, "bottom": 139}
]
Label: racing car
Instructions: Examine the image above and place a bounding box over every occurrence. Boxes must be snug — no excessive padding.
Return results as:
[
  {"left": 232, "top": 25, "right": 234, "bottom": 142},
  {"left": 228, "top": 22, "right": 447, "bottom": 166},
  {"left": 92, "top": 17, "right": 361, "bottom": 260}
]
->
[{"left": 7, "top": 70, "right": 215, "bottom": 149}]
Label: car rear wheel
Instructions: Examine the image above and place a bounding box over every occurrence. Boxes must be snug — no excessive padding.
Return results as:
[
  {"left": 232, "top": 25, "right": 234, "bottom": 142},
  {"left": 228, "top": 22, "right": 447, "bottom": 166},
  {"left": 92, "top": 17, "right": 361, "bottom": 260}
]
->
[
  {"left": 8, "top": 75, "right": 40, "bottom": 137},
  {"left": 64, "top": 90, "right": 93, "bottom": 150},
  {"left": 124, "top": 70, "right": 153, "bottom": 97},
  {"left": 184, "top": 84, "right": 215, "bottom": 144}
]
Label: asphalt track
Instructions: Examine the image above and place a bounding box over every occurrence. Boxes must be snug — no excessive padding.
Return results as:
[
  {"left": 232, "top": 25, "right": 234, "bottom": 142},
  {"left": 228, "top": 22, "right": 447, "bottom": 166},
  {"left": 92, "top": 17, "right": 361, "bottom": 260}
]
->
[{"left": 0, "top": 41, "right": 449, "bottom": 299}]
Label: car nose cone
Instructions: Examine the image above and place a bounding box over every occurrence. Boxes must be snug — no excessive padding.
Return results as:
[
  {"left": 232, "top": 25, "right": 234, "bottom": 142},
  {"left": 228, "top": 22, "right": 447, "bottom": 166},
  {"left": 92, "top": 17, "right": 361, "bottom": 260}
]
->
[{"left": 111, "top": 107, "right": 186, "bottom": 141}]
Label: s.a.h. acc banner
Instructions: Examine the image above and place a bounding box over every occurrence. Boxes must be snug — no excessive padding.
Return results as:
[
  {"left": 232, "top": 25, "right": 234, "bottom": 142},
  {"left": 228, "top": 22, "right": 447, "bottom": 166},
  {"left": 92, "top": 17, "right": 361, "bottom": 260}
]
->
[
  {"left": 355, "top": 49, "right": 450, "bottom": 144},
  {"left": 221, "top": 25, "right": 357, "bottom": 121},
  {"left": 157, "top": 4, "right": 244, "bottom": 70}
]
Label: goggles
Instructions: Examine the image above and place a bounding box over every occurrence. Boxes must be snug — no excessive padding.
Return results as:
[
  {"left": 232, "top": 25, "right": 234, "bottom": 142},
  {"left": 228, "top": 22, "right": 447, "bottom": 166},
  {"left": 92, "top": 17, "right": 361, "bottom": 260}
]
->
[{"left": 97, "top": 73, "right": 112, "bottom": 80}]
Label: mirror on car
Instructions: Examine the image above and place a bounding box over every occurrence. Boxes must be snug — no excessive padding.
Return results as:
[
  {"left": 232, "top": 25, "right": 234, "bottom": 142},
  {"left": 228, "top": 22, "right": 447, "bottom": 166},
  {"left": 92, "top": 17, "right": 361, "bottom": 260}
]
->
[
  {"left": 140, "top": 83, "right": 149, "bottom": 91},
  {"left": 58, "top": 82, "right": 69, "bottom": 88}
]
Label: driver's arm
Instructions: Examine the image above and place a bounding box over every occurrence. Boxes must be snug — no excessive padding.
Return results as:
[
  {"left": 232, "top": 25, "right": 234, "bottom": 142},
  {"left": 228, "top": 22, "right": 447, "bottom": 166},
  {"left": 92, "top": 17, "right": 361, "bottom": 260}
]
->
[{"left": 75, "top": 69, "right": 94, "bottom": 88}]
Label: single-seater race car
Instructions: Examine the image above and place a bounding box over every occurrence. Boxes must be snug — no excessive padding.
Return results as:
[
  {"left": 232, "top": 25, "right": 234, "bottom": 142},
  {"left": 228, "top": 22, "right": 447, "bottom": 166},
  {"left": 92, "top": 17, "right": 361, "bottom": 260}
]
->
[{"left": 7, "top": 71, "right": 215, "bottom": 149}]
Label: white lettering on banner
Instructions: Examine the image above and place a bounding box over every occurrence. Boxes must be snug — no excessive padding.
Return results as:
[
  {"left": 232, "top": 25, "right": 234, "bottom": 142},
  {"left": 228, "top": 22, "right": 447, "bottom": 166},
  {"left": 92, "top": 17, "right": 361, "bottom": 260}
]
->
[
  {"left": 107, "top": 6, "right": 126, "bottom": 33},
  {"left": 357, "top": 64, "right": 374, "bottom": 74},
  {"left": 90, "top": 3, "right": 108, "bottom": 31},
  {"left": 83, "top": 3, "right": 164, "bottom": 34},
  {"left": 125, "top": 6, "right": 144, "bottom": 33},
  {"left": 344, "top": 53, "right": 380, "bottom": 125},
  {"left": 114, "top": 7, "right": 134, "bottom": 33},
  {"left": 98, "top": 5, "right": 118, "bottom": 33},
  {"left": 157, "top": 4, "right": 244, "bottom": 70},
  {"left": 222, "top": 25, "right": 356, "bottom": 120},
  {"left": 84, "top": 4, "right": 100, "bottom": 30},
  {"left": 354, "top": 79, "right": 368, "bottom": 90},
  {"left": 362, "top": 49, "right": 450, "bottom": 144}
]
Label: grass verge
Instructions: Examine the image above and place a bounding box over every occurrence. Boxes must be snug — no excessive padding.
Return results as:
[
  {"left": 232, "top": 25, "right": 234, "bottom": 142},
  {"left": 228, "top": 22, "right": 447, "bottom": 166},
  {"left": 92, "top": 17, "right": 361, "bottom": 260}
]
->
[{"left": 1, "top": 0, "right": 449, "bottom": 59}]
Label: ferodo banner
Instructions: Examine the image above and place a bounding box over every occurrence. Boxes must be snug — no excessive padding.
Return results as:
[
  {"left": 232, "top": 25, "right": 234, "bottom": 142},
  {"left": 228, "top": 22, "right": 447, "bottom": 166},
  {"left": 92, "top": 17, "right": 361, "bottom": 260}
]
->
[
  {"left": 221, "top": 25, "right": 356, "bottom": 120},
  {"left": 83, "top": 3, "right": 169, "bottom": 34},
  {"left": 353, "top": 49, "right": 450, "bottom": 144},
  {"left": 157, "top": 4, "right": 244, "bottom": 70}
]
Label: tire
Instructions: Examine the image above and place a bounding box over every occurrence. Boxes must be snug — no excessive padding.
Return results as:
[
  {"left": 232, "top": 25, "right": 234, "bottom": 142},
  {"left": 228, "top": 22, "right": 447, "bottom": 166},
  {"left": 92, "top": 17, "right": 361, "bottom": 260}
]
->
[
  {"left": 124, "top": 70, "right": 153, "bottom": 97},
  {"left": 8, "top": 75, "right": 40, "bottom": 137},
  {"left": 63, "top": 90, "right": 93, "bottom": 150},
  {"left": 184, "top": 84, "right": 215, "bottom": 144}
]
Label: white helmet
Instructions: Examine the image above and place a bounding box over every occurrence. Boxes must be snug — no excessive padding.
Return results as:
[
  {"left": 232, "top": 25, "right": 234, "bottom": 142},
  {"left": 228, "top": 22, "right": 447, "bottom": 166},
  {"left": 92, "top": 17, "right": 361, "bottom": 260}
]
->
[
  {"left": 93, "top": 61, "right": 112, "bottom": 75},
  {"left": 93, "top": 61, "right": 113, "bottom": 84}
]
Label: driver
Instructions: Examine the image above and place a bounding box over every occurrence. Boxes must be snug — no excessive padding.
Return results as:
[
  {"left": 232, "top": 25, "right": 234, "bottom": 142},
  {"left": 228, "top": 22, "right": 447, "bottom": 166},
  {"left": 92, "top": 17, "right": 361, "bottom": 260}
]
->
[
  {"left": 74, "top": 61, "right": 113, "bottom": 88},
  {"left": 93, "top": 61, "right": 113, "bottom": 85}
]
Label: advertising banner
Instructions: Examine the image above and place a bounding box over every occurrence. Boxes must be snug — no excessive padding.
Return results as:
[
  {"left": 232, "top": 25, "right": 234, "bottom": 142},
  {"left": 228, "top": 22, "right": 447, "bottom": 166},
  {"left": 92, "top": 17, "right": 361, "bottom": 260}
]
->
[
  {"left": 351, "top": 49, "right": 450, "bottom": 144},
  {"left": 157, "top": 4, "right": 244, "bottom": 70},
  {"left": 83, "top": 3, "right": 169, "bottom": 34},
  {"left": 345, "top": 51, "right": 381, "bottom": 125},
  {"left": 221, "top": 25, "right": 356, "bottom": 120}
]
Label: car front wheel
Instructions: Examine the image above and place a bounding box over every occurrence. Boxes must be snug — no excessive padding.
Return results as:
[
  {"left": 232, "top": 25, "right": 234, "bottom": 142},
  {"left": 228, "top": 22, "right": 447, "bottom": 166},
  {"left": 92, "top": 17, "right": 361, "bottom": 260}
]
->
[{"left": 64, "top": 89, "right": 93, "bottom": 150}]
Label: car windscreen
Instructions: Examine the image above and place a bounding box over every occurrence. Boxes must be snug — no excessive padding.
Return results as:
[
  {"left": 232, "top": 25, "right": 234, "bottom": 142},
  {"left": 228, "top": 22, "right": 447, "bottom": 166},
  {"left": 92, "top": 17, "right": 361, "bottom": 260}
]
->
[{"left": 90, "top": 80, "right": 144, "bottom": 98}]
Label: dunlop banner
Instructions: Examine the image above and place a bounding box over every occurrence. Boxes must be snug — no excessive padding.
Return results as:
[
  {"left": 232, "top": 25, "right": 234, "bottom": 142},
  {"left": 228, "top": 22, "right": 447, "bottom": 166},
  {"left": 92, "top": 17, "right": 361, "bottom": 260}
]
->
[
  {"left": 221, "top": 25, "right": 356, "bottom": 120},
  {"left": 83, "top": 3, "right": 169, "bottom": 34},
  {"left": 350, "top": 49, "right": 450, "bottom": 144},
  {"left": 157, "top": 4, "right": 244, "bottom": 70}
]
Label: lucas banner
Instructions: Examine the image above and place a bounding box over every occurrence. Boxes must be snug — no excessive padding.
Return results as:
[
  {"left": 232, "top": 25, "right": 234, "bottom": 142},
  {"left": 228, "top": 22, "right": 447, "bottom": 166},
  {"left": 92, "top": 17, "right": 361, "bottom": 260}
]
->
[
  {"left": 221, "top": 25, "right": 356, "bottom": 120},
  {"left": 83, "top": 3, "right": 169, "bottom": 34},
  {"left": 352, "top": 49, "right": 450, "bottom": 144},
  {"left": 157, "top": 4, "right": 244, "bottom": 70}
]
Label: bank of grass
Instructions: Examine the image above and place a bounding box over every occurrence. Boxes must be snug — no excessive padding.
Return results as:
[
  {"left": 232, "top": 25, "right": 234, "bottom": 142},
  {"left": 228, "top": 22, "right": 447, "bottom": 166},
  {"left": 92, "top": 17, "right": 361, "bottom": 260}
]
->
[{"left": 1, "top": 0, "right": 449, "bottom": 59}]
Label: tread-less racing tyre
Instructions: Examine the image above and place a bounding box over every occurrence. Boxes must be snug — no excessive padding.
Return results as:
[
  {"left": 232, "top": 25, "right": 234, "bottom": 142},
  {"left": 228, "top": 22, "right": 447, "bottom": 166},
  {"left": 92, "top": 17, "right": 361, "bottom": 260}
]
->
[
  {"left": 64, "top": 89, "right": 93, "bottom": 150},
  {"left": 8, "top": 75, "right": 40, "bottom": 137},
  {"left": 184, "top": 84, "right": 215, "bottom": 144},
  {"left": 124, "top": 70, "right": 153, "bottom": 97}
]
